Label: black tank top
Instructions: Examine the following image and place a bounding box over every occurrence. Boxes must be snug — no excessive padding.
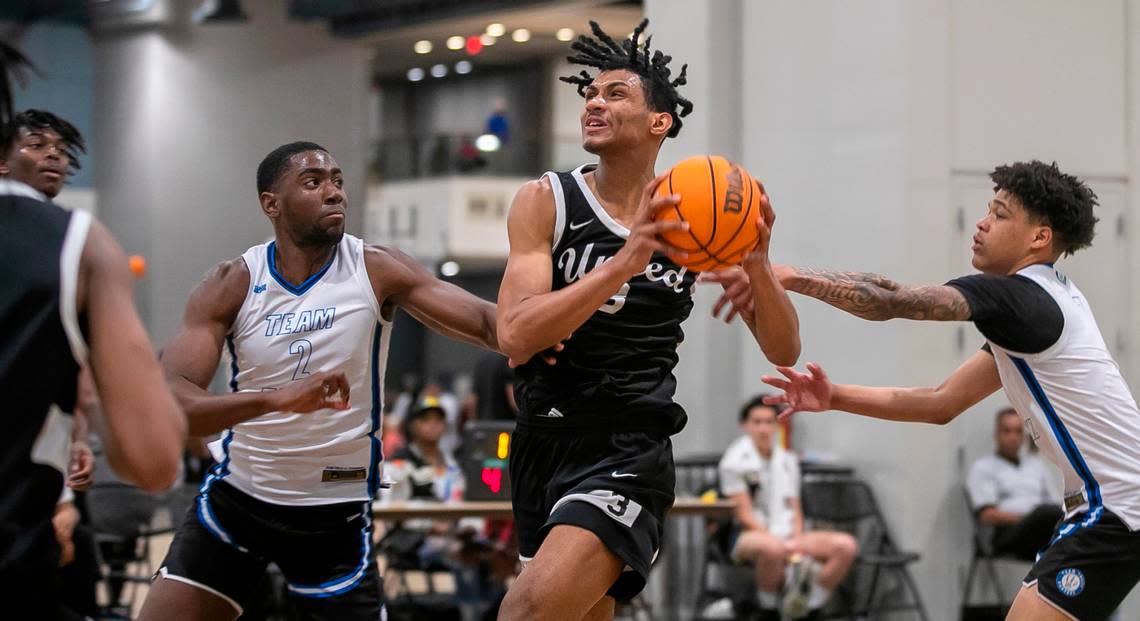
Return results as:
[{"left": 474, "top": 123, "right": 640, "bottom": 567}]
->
[
  {"left": 0, "top": 181, "right": 87, "bottom": 573},
  {"left": 515, "top": 165, "right": 697, "bottom": 435}
]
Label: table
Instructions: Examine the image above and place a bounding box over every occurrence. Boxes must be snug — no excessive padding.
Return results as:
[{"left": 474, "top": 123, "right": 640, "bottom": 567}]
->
[{"left": 372, "top": 498, "right": 734, "bottom": 521}]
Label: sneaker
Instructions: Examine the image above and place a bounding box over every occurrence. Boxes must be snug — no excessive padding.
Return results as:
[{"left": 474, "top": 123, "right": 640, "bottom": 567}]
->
[{"left": 781, "top": 555, "right": 817, "bottom": 620}]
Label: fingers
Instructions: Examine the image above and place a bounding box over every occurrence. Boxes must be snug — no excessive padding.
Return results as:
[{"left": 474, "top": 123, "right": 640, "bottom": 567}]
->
[
  {"left": 723, "top": 306, "right": 740, "bottom": 324},
  {"left": 760, "top": 376, "right": 789, "bottom": 390},
  {"left": 322, "top": 372, "right": 351, "bottom": 408},
  {"left": 775, "top": 366, "right": 802, "bottom": 382},
  {"left": 711, "top": 291, "right": 731, "bottom": 319},
  {"left": 806, "top": 362, "right": 828, "bottom": 382}
]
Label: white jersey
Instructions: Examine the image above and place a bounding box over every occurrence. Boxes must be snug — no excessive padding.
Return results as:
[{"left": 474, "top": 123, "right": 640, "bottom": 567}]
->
[
  {"left": 718, "top": 437, "right": 800, "bottom": 539},
  {"left": 207, "top": 234, "right": 390, "bottom": 506},
  {"left": 988, "top": 264, "right": 1140, "bottom": 531}
]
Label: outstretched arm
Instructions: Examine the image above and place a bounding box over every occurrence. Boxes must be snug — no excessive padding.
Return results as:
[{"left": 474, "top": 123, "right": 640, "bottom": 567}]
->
[
  {"left": 80, "top": 219, "right": 186, "bottom": 492},
  {"left": 496, "top": 174, "right": 685, "bottom": 363},
  {"left": 777, "top": 266, "right": 971, "bottom": 322},
  {"left": 762, "top": 351, "right": 1001, "bottom": 425},
  {"left": 162, "top": 259, "right": 350, "bottom": 436}
]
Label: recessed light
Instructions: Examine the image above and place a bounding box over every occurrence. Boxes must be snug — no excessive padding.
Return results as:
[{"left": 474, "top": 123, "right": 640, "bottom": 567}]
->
[
  {"left": 475, "top": 134, "right": 501, "bottom": 152},
  {"left": 485, "top": 23, "right": 505, "bottom": 38},
  {"left": 480, "top": 33, "right": 497, "bottom": 46},
  {"left": 511, "top": 28, "right": 531, "bottom": 43},
  {"left": 455, "top": 60, "right": 473, "bottom": 74},
  {"left": 413, "top": 40, "right": 432, "bottom": 54},
  {"left": 556, "top": 28, "right": 574, "bottom": 42},
  {"left": 407, "top": 67, "right": 425, "bottom": 82},
  {"left": 430, "top": 63, "right": 448, "bottom": 78},
  {"left": 446, "top": 36, "right": 465, "bottom": 50}
]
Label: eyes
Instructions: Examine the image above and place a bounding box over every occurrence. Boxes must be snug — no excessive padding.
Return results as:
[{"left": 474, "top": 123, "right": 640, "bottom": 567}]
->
[{"left": 302, "top": 177, "right": 344, "bottom": 189}]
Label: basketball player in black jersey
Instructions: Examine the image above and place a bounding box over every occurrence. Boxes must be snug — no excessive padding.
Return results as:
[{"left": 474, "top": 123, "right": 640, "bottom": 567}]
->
[
  {"left": 496, "top": 21, "right": 800, "bottom": 621},
  {"left": 0, "top": 44, "right": 186, "bottom": 618}
]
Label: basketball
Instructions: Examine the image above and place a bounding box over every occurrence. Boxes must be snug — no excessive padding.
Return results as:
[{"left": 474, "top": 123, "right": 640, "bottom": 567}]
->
[{"left": 653, "top": 155, "right": 765, "bottom": 272}]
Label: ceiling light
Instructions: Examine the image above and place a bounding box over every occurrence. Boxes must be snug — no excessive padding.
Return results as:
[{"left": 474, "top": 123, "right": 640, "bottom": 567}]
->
[
  {"left": 479, "top": 33, "right": 496, "bottom": 46},
  {"left": 440, "top": 261, "right": 460, "bottom": 277},
  {"left": 556, "top": 28, "right": 575, "bottom": 42},
  {"left": 446, "top": 35, "right": 465, "bottom": 50},
  {"left": 430, "top": 63, "right": 448, "bottom": 78},
  {"left": 485, "top": 23, "right": 505, "bottom": 38},
  {"left": 455, "top": 60, "right": 473, "bottom": 75},
  {"left": 413, "top": 40, "right": 432, "bottom": 54},
  {"left": 466, "top": 35, "right": 484, "bottom": 55},
  {"left": 475, "top": 134, "right": 501, "bottom": 152},
  {"left": 407, "top": 67, "right": 425, "bottom": 82},
  {"left": 511, "top": 28, "right": 531, "bottom": 43}
]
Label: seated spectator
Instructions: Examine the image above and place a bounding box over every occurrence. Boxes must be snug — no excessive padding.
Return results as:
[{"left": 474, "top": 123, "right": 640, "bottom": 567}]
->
[
  {"left": 388, "top": 396, "right": 464, "bottom": 504},
  {"left": 967, "top": 407, "right": 1064, "bottom": 560},
  {"left": 718, "top": 395, "right": 857, "bottom": 621}
]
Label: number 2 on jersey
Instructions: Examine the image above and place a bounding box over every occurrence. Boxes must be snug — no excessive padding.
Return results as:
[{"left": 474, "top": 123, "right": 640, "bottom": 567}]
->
[{"left": 289, "top": 339, "right": 313, "bottom": 380}]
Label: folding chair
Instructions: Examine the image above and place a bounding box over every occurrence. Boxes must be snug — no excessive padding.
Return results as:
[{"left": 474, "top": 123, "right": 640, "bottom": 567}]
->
[{"left": 800, "top": 479, "right": 930, "bottom": 621}]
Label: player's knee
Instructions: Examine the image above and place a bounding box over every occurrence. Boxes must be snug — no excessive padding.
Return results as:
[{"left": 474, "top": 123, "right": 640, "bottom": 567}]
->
[
  {"left": 499, "top": 580, "right": 547, "bottom": 621},
  {"left": 739, "top": 532, "right": 783, "bottom": 562},
  {"left": 834, "top": 532, "right": 858, "bottom": 562}
]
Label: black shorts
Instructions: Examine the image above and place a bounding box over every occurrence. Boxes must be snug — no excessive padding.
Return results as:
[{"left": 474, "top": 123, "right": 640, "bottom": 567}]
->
[
  {"left": 1024, "top": 509, "right": 1140, "bottom": 621},
  {"left": 509, "top": 427, "right": 675, "bottom": 601},
  {"left": 158, "top": 477, "right": 384, "bottom": 620}
]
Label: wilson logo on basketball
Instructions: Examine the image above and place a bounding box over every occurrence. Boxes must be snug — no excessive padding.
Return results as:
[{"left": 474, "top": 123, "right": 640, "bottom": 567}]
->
[{"left": 724, "top": 167, "right": 744, "bottom": 214}]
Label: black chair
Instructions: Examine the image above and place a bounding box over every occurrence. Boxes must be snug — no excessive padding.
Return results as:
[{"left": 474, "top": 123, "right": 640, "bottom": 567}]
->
[
  {"left": 960, "top": 488, "right": 1020, "bottom": 620},
  {"left": 800, "top": 479, "right": 930, "bottom": 621}
]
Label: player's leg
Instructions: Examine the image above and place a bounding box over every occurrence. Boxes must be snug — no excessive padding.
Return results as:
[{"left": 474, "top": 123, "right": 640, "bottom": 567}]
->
[
  {"left": 731, "top": 530, "right": 787, "bottom": 592},
  {"left": 1006, "top": 583, "right": 1074, "bottom": 621},
  {"left": 271, "top": 501, "right": 384, "bottom": 621},
  {"left": 499, "top": 524, "right": 624, "bottom": 621},
  {"left": 138, "top": 484, "right": 268, "bottom": 621},
  {"left": 796, "top": 530, "right": 857, "bottom": 589}
]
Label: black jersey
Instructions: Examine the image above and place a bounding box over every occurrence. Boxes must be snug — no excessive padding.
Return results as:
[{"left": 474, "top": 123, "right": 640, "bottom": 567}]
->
[
  {"left": 515, "top": 165, "right": 697, "bottom": 435},
  {"left": 0, "top": 180, "right": 89, "bottom": 577}
]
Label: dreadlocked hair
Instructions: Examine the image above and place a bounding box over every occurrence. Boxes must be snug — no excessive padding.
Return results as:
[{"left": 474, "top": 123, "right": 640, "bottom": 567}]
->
[
  {"left": 0, "top": 42, "right": 33, "bottom": 152},
  {"left": 9, "top": 109, "right": 87, "bottom": 172},
  {"left": 560, "top": 19, "right": 693, "bottom": 138}
]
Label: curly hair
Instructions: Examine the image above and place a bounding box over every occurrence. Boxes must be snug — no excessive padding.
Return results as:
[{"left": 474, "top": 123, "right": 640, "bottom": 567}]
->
[
  {"left": 9, "top": 109, "right": 86, "bottom": 172},
  {"left": 990, "top": 160, "right": 1098, "bottom": 256},
  {"left": 0, "top": 42, "right": 33, "bottom": 153},
  {"left": 559, "top": 19, "right": 692, "bottom": 138}
]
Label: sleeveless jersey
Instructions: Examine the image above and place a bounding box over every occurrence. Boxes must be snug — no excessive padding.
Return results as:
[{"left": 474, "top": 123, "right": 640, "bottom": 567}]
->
[
  {"left": 515, "top": 164, "right": 697, "bottom": 435},
  {"left": 987, "top": 264, "right": 1140, "bottom": 531},
  {"left": 206, "top": 234, "right": 390, "bottom": 506},
  {"left": 0, "top": 180, "right": 90, "bottom": 571}
]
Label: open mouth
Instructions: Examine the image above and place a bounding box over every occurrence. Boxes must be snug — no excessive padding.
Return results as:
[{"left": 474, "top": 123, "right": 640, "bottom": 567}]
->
[
  {"left": 584, "top": 117, "right": 607, "bottom": 130},
  {"left": 39, "top": 169, "right": 63, "bottom": 181}
]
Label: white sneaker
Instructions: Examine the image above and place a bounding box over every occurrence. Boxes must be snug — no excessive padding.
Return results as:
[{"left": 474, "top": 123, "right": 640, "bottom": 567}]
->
[{"left": 781, "top": 555, "right": 817, "bottom": 620}]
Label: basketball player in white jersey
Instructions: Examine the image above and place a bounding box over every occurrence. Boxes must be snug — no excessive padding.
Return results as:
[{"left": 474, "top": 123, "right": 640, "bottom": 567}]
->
[
  {"left": 755, "top": 161, "right": 1140, "bottom": 621},
  {"left": 139, "top": 141, "right": 513, "bottom": 621}
]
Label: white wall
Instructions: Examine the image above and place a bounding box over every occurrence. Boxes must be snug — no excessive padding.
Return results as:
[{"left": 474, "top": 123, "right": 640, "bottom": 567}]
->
[
  {"left": 647, "top": 0, "right": 1140, "bottom": 618},
  {"left": 93, "top": 0, "right": 371, "bottom": 343}
]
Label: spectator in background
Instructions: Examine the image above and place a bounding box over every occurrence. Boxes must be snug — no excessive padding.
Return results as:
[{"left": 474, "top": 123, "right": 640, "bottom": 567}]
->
[
  {"left": 485, "top": 99, "right": 509, "bottom": 144},
  {"left": 388, "top": 396, "right": 464, "bottom": 505},
  {"left": 967, "top": 407, "right": 1063, "bottom": 560},
  {"left": 472, "top": 352, "right": 516, "bottom": 421},
  {"left": 457, "top": 136, "right": 486, "bottom": 173},
  {"left": 718, "top": 396, "right": 857, "bottom": 621}
]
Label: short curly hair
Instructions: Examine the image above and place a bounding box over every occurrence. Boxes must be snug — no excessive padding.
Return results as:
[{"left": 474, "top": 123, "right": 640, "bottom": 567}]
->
[
  {"left": 8, "top": 109, "right": 86, "bottom": 172},
  {"left": 990, "top": 160, "right": 1098, "bottom": 256},
  {"left": 560, "top": 19, "right": 692, "bottom": 139}
]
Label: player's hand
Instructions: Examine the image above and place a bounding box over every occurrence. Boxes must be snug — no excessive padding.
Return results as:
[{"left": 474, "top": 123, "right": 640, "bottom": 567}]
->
[
  {"left": 742, "top": 181, "right": 775, "bottom": 267},
  {"left": 67, "top": 441, "right": 95, "bottom": 491},
  {"left": 272, "top": 371, "right": 350, "bottom": 412},
  {"left": 613, "top": 173, "right": 686, "bottom": 278},
  {"left": 53, "top": 503, "right": 80, "bottom": 567},
  {"left": 698, "top": 267, "right": 753, "bottom": 323},
  {"left": 760, "top": 362, "right": 833, "bottom": 419}
]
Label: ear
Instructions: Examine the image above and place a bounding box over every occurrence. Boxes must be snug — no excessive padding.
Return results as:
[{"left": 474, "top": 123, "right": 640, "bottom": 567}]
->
[
  {"left": 1030, "top": 225, "right": 1054, "bottom": 252},
  {"left": 649, "top": 111, "right": 673, "bottom": 138},
  {"left": 259, "top": 191, "right": 280, "bottom": 219}
]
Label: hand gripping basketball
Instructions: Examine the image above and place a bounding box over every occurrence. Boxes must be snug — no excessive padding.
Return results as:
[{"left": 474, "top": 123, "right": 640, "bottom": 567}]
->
[{"left": 611, "top": 173, "right": 688, "bottom": 279}]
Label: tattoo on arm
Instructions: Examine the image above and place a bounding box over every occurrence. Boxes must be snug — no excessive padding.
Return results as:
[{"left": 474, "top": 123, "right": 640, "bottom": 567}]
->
[{"left": 784, "top": 267, "right": 971, "bottom": 321}]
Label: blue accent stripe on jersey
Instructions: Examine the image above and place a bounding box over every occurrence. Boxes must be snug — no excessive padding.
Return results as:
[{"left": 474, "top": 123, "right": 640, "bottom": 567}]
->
[
  {"left": 1010, "top": 356, "right": 1103, "bottom": 544},
  {"left": 367, "top": 323, "right": 383, "bottom": 497},
  {"left": 195, "top": 430, "right": 248, "bottom": 551},
  {"left": 225, "top": 335, "right": 239, "bottom": 392},
  {"left": 287, "top": 504, "right": 373, "bottom": 598},
  {"left": 266, "top": 241, "right": 337, "bottom": 296}
]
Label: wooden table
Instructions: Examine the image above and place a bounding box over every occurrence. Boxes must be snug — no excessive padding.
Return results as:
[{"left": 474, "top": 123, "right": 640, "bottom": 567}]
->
[{"left": 372, "top": 498, "right": 734, "bottom": 521}]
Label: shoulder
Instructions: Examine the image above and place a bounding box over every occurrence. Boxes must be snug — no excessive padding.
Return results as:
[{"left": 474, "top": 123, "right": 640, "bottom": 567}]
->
[
  {"left": 186, "top": 257, "right": 250, "bottom": 325},
  {"left": 362, "top": 244, "right": 425, "bottom": 285},
  {"left": 509, "top": 176, "right": 556, "bottom": 221},
  {"left": 720, "top": 436, "right": 754, "bottom": 466}
]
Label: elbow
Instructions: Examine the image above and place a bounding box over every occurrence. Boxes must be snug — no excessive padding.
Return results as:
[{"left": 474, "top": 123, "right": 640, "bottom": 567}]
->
[
  {"left": 927, "top": 406, "right": 960, "bottom": 426},
  {"left": 761, "top": 338, "right": 801, "bottom": 368},
  {"left": 496, "top": 326, "right": 534, "bottom": 365}
]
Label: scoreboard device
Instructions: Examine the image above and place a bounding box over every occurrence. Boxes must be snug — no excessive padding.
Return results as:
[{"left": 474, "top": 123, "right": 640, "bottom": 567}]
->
[{"left": 460, "top": 421, "right": 514, "bottom": 501}]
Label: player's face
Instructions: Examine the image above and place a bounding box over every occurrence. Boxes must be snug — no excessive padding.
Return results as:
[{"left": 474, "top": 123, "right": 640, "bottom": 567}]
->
[
  {"left": 743, "top": 406, "right": 779, "bottom": 451},
  {"left": 0, "top": 127, "right": 71, "bottom": 198},
  {"left": 995, "top": 413, "right": 1024, "bottom": 459},
  {"left": 274, "top": 150, "right": 346, "bottom": 247},
  {"left": 580, "top": 70, "right": 665, "bottom": 154},
  {"left": 970, "top": 190, "right": 1046, "bottom": 275}
]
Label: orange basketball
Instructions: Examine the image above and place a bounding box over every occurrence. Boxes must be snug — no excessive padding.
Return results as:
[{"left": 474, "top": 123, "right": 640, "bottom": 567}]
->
[{"left": 653, "top": 155, "right": 764, "bottom": 272}]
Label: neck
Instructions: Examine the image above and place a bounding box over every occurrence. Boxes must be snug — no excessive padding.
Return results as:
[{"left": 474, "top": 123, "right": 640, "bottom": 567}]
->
[
  {"left": 1004, "top": 253, "right": 1060, "bottom": 275},
  {"left": 415, "top": 440, "right": 442, "bottom": 463},
  {"left": 591, "top": 147, "right": 659, "bottom": 217},
  {"left": 272, "top": 236, "right": 336, "bottom": 286},
  {"left": 754, "top": 441, "right": 773, "bottom": 459},
  {"left": 998, "top": 449, "right": 1019, "bottom": 463}
]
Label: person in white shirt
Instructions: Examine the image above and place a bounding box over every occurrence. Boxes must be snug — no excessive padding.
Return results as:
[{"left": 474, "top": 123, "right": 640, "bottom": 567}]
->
[
  {"left": 967, "top": 407, "right": 1063, "bottom": 560},
  {"left": 718, "top": 396, "right": 856, "bottom": 621}
]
